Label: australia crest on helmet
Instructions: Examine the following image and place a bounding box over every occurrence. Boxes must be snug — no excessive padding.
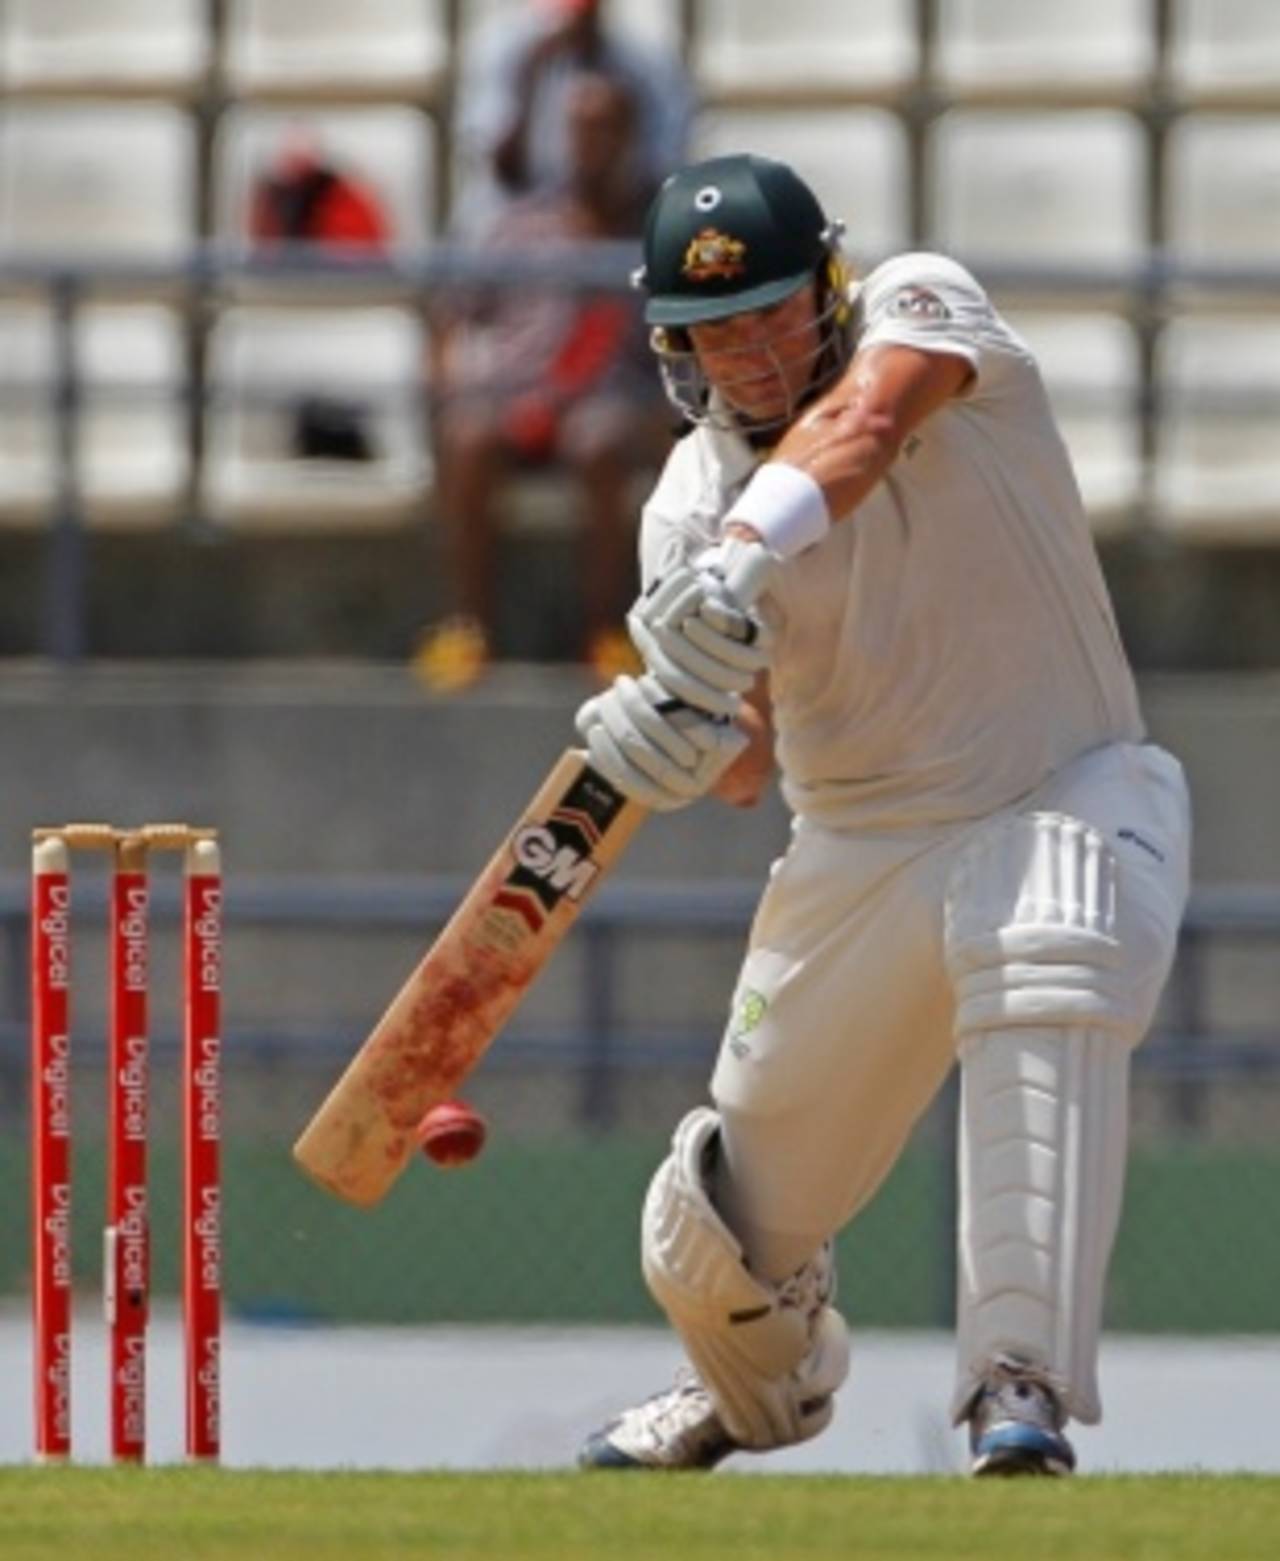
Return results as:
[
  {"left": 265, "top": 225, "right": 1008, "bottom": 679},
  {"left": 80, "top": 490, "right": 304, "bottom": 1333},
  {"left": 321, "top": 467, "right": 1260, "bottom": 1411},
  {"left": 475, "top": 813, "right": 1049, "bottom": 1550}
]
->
[{"left": 682, "top": 227, "right": 747, "bottom": 284}]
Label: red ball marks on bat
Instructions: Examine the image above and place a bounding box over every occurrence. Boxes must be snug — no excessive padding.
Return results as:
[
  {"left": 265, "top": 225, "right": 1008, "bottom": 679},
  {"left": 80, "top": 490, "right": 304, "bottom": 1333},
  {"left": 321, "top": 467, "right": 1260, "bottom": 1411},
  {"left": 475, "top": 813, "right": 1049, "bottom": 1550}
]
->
[{"left": 416, "top": 1100, "right": 488, "bottom": 1169}]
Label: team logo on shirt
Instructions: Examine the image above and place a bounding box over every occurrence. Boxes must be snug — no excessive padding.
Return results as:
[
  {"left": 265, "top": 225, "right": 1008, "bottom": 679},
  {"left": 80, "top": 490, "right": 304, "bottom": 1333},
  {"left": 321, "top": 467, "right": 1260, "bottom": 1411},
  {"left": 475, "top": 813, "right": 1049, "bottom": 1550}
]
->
[
  {"left": 682, "top": 228, "right": 747, "bottom": 283},
  {"left": 727, "top": 988, "right": 769, "bottom": 1057},
  {"left": 888, "top": 285, "right": 950, "bottom": 323},
  {"left": 735, "top": 989, "right": 768, "bottom": 1032}
]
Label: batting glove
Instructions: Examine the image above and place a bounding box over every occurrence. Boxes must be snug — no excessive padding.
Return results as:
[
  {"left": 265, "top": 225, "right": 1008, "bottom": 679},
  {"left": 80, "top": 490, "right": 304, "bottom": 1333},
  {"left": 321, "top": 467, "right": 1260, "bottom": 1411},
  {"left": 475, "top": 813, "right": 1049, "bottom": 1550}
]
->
[
  {"left": 575, "top": 673, "right": 747, "bottom": 812},
  {"left": 627, "top": 536, "right": 778, "bottom": 719}
]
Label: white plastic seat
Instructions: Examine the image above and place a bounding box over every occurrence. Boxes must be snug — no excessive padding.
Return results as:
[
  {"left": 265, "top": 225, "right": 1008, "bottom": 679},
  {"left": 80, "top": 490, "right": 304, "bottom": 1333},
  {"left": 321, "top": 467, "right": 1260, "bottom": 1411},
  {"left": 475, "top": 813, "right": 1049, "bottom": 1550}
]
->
[
  {"left": 1168, "top": 0, "right": 1280, "bottom": 104},
  {"left": 692, "top": 109, "right": 911, "bottom": 265},
  {"left": 224, "top": 0, "right": 447, "bottom": 100},
  {"left": 203, "top": 306, "right": 430, "bottom": 528},
  {"left": 215, "top": 106, "right": 436, "bottom": 254},
  {"left": 1165, "top": 116, "right": 1280, "bottom": 269},
  {"left": 1154, "top": 316, "right": 1280, "bottom": 540},
  {"left": 933, "top": 0, "right": 1155, "bottom": 100},
  {"left": 1003, "top": 310, "right": 1143, "bottom": 532},
  {"left": 694, "top": 0, "right": 918, "bottom": 101},
  {"left": 929, "top": 110, "right": 1147, "bottom": 270},
  {"left": 0, "top": 302, "right": 189, "bottom": 525},
  {"left": 0, "top": 302, "right": 56, "bottom": 522},
  {"left": 0, "top": 103, "right": 195, "bottom": 261},
  {"left": 0, "top": 0, "right": 208, "bottom": 95},
  {"left": 78, "top": 306, "right": 190, "bottom": 526}
]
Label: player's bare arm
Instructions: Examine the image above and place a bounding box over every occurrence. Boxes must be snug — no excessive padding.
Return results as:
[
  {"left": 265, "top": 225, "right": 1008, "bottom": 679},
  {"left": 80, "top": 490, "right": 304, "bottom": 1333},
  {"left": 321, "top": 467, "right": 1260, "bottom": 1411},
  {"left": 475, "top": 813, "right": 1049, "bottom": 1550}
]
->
[
  {"left": 770, "top": 343, "right": 973, "bottom": 522},
  {"left": 720, "top": 341, "right": 972, "bottom": 561},
  {"left": 712, "top": 674, "right": 774, "bottom": 808},
  {"left": 635, "top": 344, "right": 971, "bottom": 725}
]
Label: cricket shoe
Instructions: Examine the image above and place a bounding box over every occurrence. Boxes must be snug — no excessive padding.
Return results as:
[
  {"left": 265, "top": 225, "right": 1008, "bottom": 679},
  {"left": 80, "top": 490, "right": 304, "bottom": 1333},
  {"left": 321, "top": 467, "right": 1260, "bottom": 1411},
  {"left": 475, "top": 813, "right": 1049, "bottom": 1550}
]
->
[
  {"left": 578, "top": 1369, "right": 739, "bottom": 1471},
  {"left": 968, "top": 1355, "right": 1076, "bottom": 1477}
]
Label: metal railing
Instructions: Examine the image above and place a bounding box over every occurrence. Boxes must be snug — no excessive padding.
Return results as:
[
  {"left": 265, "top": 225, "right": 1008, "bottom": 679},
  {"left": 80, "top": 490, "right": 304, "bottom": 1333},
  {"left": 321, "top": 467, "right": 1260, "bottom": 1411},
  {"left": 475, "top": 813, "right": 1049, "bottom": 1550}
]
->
[
  {"left": 0, "top": 242, "right": 645, "bottom": 662},
  {"left": 1, "top": 873, "right": 1276, "bottom": 1133},
  {"left": 4, "top": 244, "right": 1280, "bottom": 660}
]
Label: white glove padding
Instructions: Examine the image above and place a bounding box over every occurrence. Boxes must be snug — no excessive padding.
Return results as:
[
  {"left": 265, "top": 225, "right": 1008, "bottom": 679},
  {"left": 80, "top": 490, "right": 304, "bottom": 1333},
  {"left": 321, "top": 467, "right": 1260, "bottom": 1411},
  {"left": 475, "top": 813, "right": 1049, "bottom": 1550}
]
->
[
  {"left": 627, "top": 536, "right": 778, "bottom": 719},
  {"left": 575, "top": 673, "right": 747, "bottom": 812}
]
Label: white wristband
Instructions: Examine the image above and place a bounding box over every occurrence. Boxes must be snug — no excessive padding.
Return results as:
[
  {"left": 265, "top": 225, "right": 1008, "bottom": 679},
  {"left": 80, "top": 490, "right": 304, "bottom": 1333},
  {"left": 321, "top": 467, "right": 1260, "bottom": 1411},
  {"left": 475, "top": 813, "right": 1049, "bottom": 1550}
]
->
[{"left": 725, "top": 462, "right": 830, "bottom": 560}]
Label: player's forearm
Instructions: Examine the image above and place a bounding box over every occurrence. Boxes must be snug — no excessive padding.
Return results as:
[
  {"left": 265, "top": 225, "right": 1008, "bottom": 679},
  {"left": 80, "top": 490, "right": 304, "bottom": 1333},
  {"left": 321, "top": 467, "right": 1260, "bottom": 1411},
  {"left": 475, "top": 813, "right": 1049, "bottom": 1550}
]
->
[
  {"left": 773, "top": 404, "right": 901, "bottom": 524},
  {"left": 719, "top": 404, "right": 900, "bottom": 558},
  {"left": 724, "top": 346, "right": 972, "bottom": 557},
  {"left": 712, "top": 678, "right": 774, "bottom": 808}
]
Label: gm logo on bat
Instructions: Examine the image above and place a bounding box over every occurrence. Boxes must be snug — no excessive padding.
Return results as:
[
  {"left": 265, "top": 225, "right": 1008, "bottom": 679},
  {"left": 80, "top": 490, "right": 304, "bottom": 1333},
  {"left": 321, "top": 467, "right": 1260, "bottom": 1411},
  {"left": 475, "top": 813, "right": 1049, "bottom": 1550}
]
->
[{"left": 511, "top": 826, "right": 600, "bottom": 901}]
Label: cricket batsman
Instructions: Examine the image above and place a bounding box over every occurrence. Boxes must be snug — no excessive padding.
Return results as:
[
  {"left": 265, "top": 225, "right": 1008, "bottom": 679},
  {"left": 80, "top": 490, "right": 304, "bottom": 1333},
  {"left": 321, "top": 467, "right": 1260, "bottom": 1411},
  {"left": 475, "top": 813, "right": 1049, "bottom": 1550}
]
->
[{"left": 573, "top": 154, "right": 1191, "bottom": 1475}]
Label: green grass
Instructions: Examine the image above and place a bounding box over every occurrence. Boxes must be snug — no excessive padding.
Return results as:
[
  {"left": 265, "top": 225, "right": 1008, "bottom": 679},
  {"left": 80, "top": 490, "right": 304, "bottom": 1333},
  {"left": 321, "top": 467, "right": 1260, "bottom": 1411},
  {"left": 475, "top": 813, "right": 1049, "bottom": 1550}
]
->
[{"left": 0, "top": 1470, "right": 1277, "bottom": 1560}]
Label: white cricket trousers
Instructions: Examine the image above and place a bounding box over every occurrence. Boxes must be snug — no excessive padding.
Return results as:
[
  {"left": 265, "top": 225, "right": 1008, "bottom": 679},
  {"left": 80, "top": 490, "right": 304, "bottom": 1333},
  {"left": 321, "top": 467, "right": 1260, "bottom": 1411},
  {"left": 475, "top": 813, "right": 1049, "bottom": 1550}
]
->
[{"left": 709, "top": 740, "right": 1191, "bottom": 1284}]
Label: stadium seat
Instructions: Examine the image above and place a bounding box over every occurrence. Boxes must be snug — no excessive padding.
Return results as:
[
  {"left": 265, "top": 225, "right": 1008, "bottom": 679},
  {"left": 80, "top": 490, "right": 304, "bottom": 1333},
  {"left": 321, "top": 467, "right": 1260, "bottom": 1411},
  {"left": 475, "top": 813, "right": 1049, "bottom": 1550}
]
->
[
  {"left": 692, "top": 108, "right": 911, "bottom": 266},
  {"left": 0, "top": 302, "right": 56, "bottom": 523},
  {"left": 933, "top": 0, "right": 1155, "bottom": 101},
  {"left": 0, "top": 0, "right": 208, "bottom": 96},
  {"left": 693, "top": 0, "right": 918, "bottom": 102},
  {"left": 223, "top": 0, "right": 448, "bottom": 101},
  {"left": 0, "top": 302, "right": 189, "bottom": 525},
  {"left": 77, "top": 305, "right": 191, "bottom": 526},
  {"left": 928, "top": 110, "right": 1148, "bottom": 273},
  {"left": 202, "top": 305, "right": 430, "bottom": 529},
  {"left": 0, "top": 103, "right": 196, "bottom": 262},
  {"left": 1003, "top": 310, "right": 1144, "bottom": 533},
  {"left": 1153, "top": 315, "right": 1280, "bottom": 540},
  {"left": 1167, "top": 0, "right": 1280, "bottom": 105},
  {"left": 1165, "top": 115, "right": 1280, "bottom": 270}
]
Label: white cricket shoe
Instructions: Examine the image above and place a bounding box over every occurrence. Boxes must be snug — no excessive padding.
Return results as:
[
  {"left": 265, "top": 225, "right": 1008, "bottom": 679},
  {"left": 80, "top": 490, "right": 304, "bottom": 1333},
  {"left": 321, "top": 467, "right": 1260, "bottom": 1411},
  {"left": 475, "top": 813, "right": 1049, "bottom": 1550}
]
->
[
  {"left": 579, "top": 1310, "right": 845, "bottom": 1473},
  {"left": 579, "top": 1368, "right": 739, "bottom": 1471},
  {"left": 968, "top": 1354, "right": 1076, "bottom": 1477}
]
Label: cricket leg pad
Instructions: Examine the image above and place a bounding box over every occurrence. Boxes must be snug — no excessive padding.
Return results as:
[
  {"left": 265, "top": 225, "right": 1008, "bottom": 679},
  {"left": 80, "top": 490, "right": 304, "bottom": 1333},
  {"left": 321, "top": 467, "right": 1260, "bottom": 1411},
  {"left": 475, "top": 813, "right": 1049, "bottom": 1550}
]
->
[
  {"left": 946, "top": 812, "right": 1135, "bottom": 1427},
  {"left": 642, "top": 1107, "right": 851, "bottom": 1450}
]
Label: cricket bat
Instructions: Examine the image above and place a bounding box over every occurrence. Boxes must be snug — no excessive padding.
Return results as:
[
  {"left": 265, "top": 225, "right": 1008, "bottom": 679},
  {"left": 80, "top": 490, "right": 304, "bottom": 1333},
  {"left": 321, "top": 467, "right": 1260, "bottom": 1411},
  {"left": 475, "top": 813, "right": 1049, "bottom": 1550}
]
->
[{"left": 292, "top": 749, "right": 646, "bottom": 1207}]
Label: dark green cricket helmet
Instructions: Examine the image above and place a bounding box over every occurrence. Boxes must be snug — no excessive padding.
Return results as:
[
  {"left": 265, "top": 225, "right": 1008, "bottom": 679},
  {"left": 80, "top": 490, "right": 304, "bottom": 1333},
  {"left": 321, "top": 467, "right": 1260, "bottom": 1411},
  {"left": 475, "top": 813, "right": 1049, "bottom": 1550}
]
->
[{"left": 638, "top": 154, "right": 833, "bottom": 327}]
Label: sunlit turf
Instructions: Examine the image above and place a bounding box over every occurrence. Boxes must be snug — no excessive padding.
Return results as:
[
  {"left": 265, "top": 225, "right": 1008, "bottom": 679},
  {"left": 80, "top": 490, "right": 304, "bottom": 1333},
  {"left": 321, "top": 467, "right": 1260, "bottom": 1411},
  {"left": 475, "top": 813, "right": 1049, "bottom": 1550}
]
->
[{"left": 1, "top": 1469, "right": 1278, "bottom": 1560}]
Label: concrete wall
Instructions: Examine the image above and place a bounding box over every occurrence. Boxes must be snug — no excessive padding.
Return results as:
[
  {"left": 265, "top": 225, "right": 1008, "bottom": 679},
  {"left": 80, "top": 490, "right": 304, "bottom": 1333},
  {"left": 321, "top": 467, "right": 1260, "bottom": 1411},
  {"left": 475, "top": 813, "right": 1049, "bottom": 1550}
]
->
[
  {"left": 0, "top": 663, "right": 1275, "bottom": 886},
  {"left": 1, "top": 662, "right": 1273, "bottom": 1111},
  {"left": 0, "top": 662, "right": 790, "bottom": 883}
]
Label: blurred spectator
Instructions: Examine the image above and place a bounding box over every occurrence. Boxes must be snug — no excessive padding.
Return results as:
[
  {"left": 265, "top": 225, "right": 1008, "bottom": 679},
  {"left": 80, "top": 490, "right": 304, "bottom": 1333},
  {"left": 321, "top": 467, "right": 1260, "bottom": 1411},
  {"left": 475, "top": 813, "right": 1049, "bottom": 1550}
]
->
[
  {"left": 417, "top": 72, "right": 668, "bottom": 692},
  {"left": 453, "top": 0, "right": 693, "bottom": 236},
  {"left": 249, "top": 132, "right": 391, "bottom": 252},
  {"left": 248, "top": 131, "right": 391, "bottom": 462}
]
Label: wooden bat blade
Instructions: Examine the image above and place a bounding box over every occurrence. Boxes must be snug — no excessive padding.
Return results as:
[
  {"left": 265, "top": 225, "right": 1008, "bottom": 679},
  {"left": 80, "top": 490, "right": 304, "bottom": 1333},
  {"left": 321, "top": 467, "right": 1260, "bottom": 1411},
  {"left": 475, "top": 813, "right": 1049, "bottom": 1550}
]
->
[{"left": 292, "top": 749, "right": 646, "bottom": 1206}]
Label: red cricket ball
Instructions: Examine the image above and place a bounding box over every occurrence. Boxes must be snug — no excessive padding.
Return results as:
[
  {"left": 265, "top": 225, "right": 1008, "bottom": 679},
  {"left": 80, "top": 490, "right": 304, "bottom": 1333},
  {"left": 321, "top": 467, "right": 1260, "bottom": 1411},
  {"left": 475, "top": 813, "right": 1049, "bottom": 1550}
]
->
[{"left": 416, "top": 1099, "right": 488, "bottom": 1169}]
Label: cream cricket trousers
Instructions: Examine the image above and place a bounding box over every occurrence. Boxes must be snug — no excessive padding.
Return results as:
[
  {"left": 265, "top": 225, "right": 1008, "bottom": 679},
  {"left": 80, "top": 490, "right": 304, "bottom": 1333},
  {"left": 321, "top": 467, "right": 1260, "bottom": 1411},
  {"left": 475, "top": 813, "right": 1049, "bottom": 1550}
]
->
[{"left": 709, "top": 740, "right": 1191, "bottom": 1284}]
